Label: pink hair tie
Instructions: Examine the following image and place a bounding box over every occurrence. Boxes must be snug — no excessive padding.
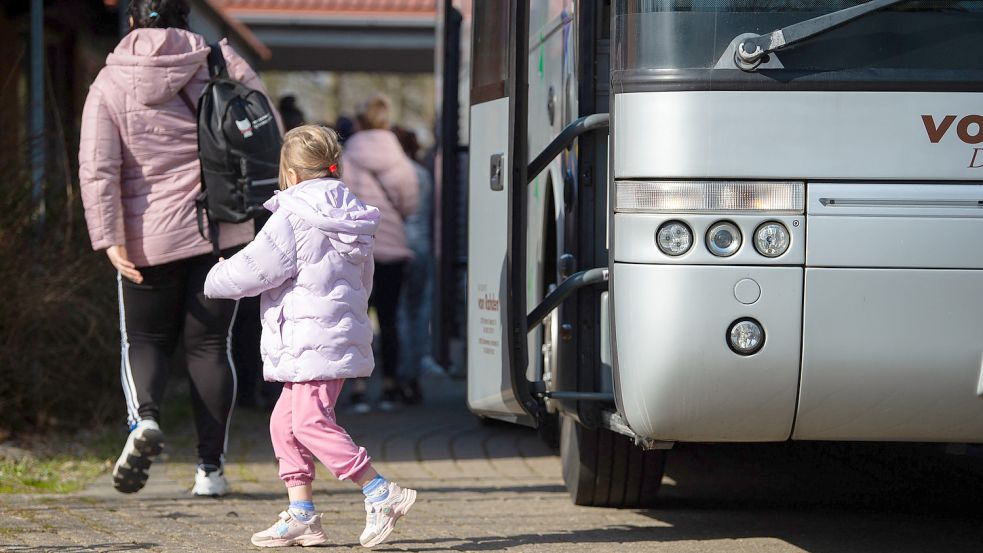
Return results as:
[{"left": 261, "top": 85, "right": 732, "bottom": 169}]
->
[{"left": 328, "top": 164, "right": 337, "bottom": 173}]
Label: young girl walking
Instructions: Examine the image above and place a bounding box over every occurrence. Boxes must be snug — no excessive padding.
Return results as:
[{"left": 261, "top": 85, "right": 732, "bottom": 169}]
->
[{"left": 204, "top": 125, "right": 416, "bottom": 548}]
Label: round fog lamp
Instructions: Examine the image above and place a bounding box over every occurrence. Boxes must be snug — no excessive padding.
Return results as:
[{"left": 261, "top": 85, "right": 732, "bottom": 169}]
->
[
  {"left": 727, "top": 318, "right": 765, "bottom": 355},
  {"left": 706, "top": 221, "right": 742, "bottom": 257},
  {"left": 754, "top": 222, "right": 790, "bottom": 258},
  {"left": 656, "top": 221, "right": 693, "bottom": 256}
]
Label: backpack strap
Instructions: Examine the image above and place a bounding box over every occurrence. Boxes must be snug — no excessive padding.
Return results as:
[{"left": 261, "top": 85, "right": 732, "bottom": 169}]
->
[
  {"left": 206, "top": 42, "right": 229, "bottom": 79},
  {"left": 177, "top": 89, "right": 196, "bottom": 114},
  {"left": 368, "top": 168, "right": 407, "bottom": 223},
  {"left": 195, "top": 190, "right": 222, "bottom": 256}
]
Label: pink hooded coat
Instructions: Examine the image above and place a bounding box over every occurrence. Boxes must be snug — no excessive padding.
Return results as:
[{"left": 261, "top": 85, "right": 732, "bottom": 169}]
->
[
  {"left": 79, "top": 28, "right": 277, "bottom": 267},
  {"left": 203, "top": 179, "right": 381, "bottom": 382},
  {"left": 341, "top": 130, "right": 419, "bottom": 263}
]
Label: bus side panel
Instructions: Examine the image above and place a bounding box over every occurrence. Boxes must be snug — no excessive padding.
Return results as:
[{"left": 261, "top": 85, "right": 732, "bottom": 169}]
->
[
  {"left": 795, "top": 183, "right": 983, "bottom": 442},
  {"left": 796, "top": 268, "right": 983, "bottom": 442},
  {"left": 466, "top": 97, "right": 526, "bottom": 418},
  {"left": 612, "top": 263, "right": 801, "bottom": 442}
]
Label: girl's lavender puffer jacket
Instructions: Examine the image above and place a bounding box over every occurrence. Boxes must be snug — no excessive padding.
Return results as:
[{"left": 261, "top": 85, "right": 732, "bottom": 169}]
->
[{"left": 204, "top": 179, "right": 381, "bottom": 383}]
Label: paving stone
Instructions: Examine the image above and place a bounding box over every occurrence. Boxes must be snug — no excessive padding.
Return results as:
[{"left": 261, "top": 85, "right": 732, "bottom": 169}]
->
[{"left": 4, "top": 374, "right": 983, "bottom": 552}]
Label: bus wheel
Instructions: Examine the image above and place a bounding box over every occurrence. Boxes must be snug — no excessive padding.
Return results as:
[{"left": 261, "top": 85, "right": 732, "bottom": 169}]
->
[{"left": 559, "top": 413, "right": 666, "bottom": 508}]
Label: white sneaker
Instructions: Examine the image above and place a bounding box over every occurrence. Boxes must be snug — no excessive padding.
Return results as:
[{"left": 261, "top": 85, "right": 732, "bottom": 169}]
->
[
  {"left": 359, "top": 482, "right": 417, "bottom": 548},
  {"left": 251, "top": 511, "right": 328, "bottom": 548},
  {"left": 192, "top": 464, "right": 230, "bottom": 497},
  {"left": 113, "top": 420, "right": 164, "bottom": 494}
]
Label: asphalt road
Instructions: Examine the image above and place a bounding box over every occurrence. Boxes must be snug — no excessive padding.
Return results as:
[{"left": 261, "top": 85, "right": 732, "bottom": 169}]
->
[{"left": 3, "top": 375, "right": 983, "bottom": 552}]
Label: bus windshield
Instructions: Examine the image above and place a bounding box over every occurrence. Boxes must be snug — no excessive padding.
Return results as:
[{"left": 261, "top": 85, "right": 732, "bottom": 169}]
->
[{"left": 613, "top": 1, "right": 983, "bottom": 91}]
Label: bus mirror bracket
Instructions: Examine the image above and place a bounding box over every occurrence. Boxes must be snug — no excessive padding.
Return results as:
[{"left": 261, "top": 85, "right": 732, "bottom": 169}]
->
[{"left": 731, "top": 0, "right": 906, "bottom": 71}]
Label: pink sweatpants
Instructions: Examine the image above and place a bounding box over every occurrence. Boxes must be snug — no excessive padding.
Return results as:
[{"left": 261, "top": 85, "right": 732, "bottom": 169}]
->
[{"left": 270, "top": 380, "right": 372, "bottom": 487}]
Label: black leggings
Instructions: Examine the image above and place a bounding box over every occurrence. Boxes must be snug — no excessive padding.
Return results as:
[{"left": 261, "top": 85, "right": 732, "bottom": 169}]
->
[
  {"left": 370, "top": 261, "right": 406, "bottom": 385},
  {"left": 118, "top": 251, "right": 238, "bottom": 467}
]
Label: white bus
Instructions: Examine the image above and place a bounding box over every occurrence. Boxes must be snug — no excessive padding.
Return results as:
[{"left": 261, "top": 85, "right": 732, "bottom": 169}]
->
[{"left": 447, "top": 0, "right": 983, "bottom": 507}]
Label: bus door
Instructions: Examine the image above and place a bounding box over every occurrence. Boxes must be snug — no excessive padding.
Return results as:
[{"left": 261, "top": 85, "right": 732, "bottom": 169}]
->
[{"left": 465, "top": 0, "right": 535, "bottom": 425}]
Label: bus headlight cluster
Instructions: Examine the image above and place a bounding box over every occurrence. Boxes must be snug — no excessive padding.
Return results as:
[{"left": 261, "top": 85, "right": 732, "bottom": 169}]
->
[
  {"left": 706, "top": 221, "right": 741, "bottom": 257},
  {"left": 753, "top": 221, "right": 790, "bottom": 258},
  {"left": 656, "top": 220, "right": 692, "bottom": 256},
  {"left": 656, "top": 219, "right": 792, "bottom": 258}
]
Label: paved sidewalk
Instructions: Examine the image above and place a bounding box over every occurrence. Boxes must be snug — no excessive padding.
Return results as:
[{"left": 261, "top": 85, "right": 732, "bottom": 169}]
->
[{"left": 4, "top": 375, "right": 983, "bottom": 552}]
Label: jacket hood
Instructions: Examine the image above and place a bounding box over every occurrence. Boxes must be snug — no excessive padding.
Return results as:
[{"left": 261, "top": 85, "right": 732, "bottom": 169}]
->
[
  {"left": 342, "top": 130, "right": 409, "bottom": 173},
  {"left": 104, "top": 28, "right": 210, "bottom": 106},
  {"left": 266, "top": 179, "right": 380, "bottom": 262}
]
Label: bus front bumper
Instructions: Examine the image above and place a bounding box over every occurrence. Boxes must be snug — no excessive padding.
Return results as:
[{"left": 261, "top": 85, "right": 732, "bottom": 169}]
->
[
  {"left": 612, "top": 263, "right": 983, "bottom": 444},
  {"left": 611, "top": 263, "right": 802, "bottom": 442}
]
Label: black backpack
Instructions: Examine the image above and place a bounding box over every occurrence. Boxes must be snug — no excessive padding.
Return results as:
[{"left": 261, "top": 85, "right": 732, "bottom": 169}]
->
[{"left": 180, "top": 43, "right": 282, "bottom": 254}]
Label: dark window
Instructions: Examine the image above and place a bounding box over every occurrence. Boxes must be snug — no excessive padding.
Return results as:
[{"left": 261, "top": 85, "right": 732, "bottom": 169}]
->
[
  {"left": 471, "top": 0, "right": 510, "bottom": 104},
  {"left": 613, "top": 1, "right": 983, "bottom": 92}
]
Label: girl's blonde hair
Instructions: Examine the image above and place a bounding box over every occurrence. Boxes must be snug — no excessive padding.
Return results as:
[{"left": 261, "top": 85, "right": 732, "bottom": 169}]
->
[{"left": 278, "top": 125, "right": 343, "bottom": 190}]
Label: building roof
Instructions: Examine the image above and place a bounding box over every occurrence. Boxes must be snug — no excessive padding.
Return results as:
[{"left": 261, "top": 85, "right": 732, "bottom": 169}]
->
[
  {"left": 213, "top": 0, "right": 436, "bottom": 22},
  {"left": 210, "top": 0, "right": 437, "bottom": 73}
]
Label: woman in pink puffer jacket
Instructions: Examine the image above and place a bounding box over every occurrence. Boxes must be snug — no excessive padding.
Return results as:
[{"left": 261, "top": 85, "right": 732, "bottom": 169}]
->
[
  {"left": 341, "top": 94, "right": 419, "bottom": 412},
  {"left": 77, "top": 0, "right": 280, "bottom": 498},
  {"left": 204, "top": 126, "right": 417, "bottom": 548}
]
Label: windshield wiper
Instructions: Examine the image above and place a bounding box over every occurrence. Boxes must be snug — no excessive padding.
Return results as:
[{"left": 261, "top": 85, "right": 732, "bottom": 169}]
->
[{"left": 734, "top": 0, "right": 906, "bottom": 71}]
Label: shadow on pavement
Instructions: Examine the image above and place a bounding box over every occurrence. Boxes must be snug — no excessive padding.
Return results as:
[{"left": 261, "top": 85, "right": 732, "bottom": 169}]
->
[
  {"left": 380, "top": 422, "right": 983, "bottom": 552},
  {"left": 0, "top": 544, "right": 159, "bottom": 552}
]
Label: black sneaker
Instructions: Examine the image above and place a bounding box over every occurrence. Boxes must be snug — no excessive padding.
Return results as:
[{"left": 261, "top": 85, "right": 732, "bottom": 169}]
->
[
  {"left": 398, "top": 380, "right": 423, "bottom": 406},
  {"left": 112, "top": 420, "right": 165, "bottom": 494},
  {"left": 377, "top": 389, "right": 401, "bottom": 412},
  {"left": 346, "top": 392, "right": 371, "bottom": 415}
]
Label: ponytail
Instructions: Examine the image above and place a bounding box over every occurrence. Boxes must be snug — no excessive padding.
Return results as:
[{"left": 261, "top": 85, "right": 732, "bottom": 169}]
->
[{"left": 128, "top": 0, "right": 190, "bottom": 30}]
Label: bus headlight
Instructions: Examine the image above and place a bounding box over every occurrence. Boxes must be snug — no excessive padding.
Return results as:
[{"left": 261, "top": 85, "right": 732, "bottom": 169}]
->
[
  {"left": 656, "top": 220, "right": 692, "bottom": 256},
  {"left": 754, "top": 222, "right": 790, "bottom": 257},
  {"left": 728, "top": 318, "right": 764, "bottom": 355},
  {"left": 615, "top": 180, "right": 804, "bottom": 214},
  {"left": 706, "top": 221, "right": 741, "bottom": 257}
]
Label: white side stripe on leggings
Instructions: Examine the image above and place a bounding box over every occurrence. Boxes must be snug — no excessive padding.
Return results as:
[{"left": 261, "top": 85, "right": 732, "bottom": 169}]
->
[
  {"left": 117, "top": 272, "right": 141, "bottom": 425},
  {"left": 221, "top": 299, "right": 240, "bottom": 467}
]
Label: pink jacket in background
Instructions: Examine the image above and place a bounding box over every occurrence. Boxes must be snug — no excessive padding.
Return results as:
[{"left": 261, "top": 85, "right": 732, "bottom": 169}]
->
[
  {"left": 341, "top": 130, "right": 419, "bottom": 263},
  {"left": 79, "top": 28, "right": 278, "bottom": 267},
  {"left": 204, "top": 179, "right": 381, "bottom": 383}
]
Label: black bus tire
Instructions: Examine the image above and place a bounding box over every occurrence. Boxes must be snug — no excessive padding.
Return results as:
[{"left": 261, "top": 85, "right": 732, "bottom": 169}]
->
[{"left": 559, "top": 413, "right": 666, "bottom": 508}]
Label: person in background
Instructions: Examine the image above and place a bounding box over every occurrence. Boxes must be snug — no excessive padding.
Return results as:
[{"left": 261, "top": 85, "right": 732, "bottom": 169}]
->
[
  {"left": 204, "top": 125, "right": 417, "bottom": 548},
  {"left": 335, "top": 115, "right": 355, "bottom": 145},
  {"left": 78, "top": 0, "right": 280, "bottom": 496},
  {"left": 341, "top": 94, "right": 419, "bottom": 413},
  {"left": 392, "top": 126, "right": 434, "bottom": 405},
  {"left": 278, "top": 95, "right": 306, "bottom": 131}
]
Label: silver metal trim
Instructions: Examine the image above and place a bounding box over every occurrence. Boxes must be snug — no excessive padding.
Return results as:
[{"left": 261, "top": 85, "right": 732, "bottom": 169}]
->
[{"left": 819, "top": 198, "right": 983, "bottom": 209}]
